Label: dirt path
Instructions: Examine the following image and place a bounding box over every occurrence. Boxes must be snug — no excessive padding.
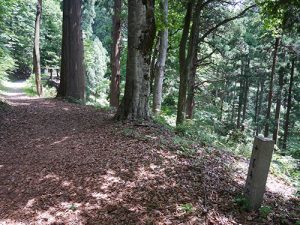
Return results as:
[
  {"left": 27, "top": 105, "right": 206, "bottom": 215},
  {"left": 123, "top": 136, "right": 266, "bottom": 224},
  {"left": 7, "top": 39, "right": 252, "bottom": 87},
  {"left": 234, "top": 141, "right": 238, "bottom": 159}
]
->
[
  {"left": 0, "top": 80, "right": 29, "bottom": 101},
  {"left": 0, "top": 91, "right": 299, "bottom": 224}
]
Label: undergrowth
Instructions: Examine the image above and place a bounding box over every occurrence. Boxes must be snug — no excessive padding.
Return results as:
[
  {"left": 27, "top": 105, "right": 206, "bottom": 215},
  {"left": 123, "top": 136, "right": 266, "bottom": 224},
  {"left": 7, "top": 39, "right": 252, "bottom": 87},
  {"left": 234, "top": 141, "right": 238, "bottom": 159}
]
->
[
  {"left": 24, "top": 74, "right": 57, "bottom": 98},
  {"left": 154, "top": 108, "right": 300, "bottom": 195}
]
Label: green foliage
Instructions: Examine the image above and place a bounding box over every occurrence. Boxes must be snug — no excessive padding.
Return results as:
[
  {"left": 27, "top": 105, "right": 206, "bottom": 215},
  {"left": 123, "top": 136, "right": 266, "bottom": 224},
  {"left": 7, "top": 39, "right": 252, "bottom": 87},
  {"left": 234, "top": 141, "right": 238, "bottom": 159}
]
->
[
  {"left": 82, "top": 0, "right": 97, "bottom": 39},
  {"left": 24, "top": 74, "right": 56, "bottom": 98},
  {"left": 256, "top": 0, "right": 300, "bottom": 32},
  {"left": 179, "top": 203, "right": 194, "bottom": 213},
  {"left": 234, "top": 195, "right": 250, "bottom": 211},
  {"left": 0, "top": 0, "right": 62, "bottom": 79},
  {"left": 122, "top": 128, "right": 137, "bottom": 138},
  {"left": 82, "top": 0, "right": 110, "bottom": 107},
  {"left": 0, "top": 99, "right": 10, "bottom": 112},
  {"left": 69, "top": 204, "right": 77, "bottom": 212},
  {"left": 84, "top": 37, "right": 109, "bottom": 107},
  {"left": 271, "top": 154, "right": 300, "bottom": 188},
  {"left": 41, "top": 0, "right": 62, "bottom": 68},
  {"left": 172, "top": 135, "right": 195, "bottom": 155},
  {"left": 0, "top": 53, "right": 15, "bottom": 81},
  {"left": 259, "top": 206, "right": 272, "bottom": 219}
]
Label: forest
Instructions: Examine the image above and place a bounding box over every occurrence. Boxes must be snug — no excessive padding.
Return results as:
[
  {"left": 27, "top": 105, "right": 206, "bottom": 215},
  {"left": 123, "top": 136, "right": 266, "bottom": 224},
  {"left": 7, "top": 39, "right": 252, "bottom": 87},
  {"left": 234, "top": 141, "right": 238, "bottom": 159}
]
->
[{"left": 0, "top": 0, "right": 299, "bottom": 224}]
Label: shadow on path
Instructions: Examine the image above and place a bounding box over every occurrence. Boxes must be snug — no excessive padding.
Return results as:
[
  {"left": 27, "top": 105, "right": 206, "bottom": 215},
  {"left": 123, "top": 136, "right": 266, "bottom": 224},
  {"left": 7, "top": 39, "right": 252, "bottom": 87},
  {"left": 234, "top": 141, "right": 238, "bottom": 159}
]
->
[{"left": 0, "top": 97, "right": 299, "bottom": 224}]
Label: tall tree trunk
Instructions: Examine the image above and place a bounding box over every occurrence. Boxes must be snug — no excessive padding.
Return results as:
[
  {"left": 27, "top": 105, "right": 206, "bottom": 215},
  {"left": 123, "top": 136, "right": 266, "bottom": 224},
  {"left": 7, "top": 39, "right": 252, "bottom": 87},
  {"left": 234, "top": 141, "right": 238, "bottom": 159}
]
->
[
  {"left": 177, "top": 0, "right": 201, "bottom": 125},
  {"left": 273, "top": 68, "right": 284, "bottom": 144},
  {"left": 185, "top": 49, "right": 197, "bottom": 119},
  {"left": 236, "top": 79, "right": 244, "bottom": 128},
  {"left": 282, "top": 59, "right": 295, "bottom": 150},
  {"left": 219, "top": 91, "right": 224, "bottom": 121},
  {"left": 58, "top": 0, "right": 85, "bottom": 102},
  {"left": 110, "top": 0, "right": 122, "bottom": 108},
  {"left": 264, "top": 37, "right": 280, "bottom": 137},
  {"left": 256, "top": 79, "right": 265, "bottom": 135},
  {"left": 231, "top": 80, "right": 237, "bottom": 125},
  {"left": 241, "top": 78, "right": 249, "bottom": 126},
  {"left": 33, "top": 0, "right": 42, "bottom": 96},
  {"left": 254, "top": 81, "right": 260, "bottom": 135},
  {"left": 150, "top": 35, "right": 159, "bottom": 93},
  {"left": 152, "top": 0, "right": 168, "bottom": 115},
  {"left": 241, "top": 59, "right": 250, "bottom": 127},
  {"left": 115, "top": 0, "right": 155, "bottom": 120},
  {"left": 237, "top": 62, "right": 244, "bottom": 128}
]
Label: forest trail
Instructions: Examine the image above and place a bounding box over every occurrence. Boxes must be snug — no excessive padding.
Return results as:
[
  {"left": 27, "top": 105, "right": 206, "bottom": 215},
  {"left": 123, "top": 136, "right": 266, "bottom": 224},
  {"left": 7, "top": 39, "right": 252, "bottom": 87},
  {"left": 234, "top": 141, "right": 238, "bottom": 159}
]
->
[
  {"left": 0, "top": 95, "right": 299, "bottom": 225},
  {"left": 0, "top": 80, "right": 29, "bottom": 101}
]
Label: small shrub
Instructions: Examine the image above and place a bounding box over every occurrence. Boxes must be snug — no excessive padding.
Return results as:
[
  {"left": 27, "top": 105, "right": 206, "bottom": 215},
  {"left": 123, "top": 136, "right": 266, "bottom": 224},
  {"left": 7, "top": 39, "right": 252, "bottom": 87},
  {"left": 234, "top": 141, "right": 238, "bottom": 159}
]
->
[
  {"left": 122, "top": 128, "right": 137, "bottom": 138},
  {"left": 179, "top": 203, "right": 194, "bottom": 213},
  {"left": 24, "top": 74, "right": 57, "bottom": 98},
  {"left": 0, "top": 100, "right": 10, "bottom": 112},
  {"left": 234, "top": 195, "right": 250, "bottom": 211},
  {"left": 259, "top": 206, "right": 272, "bottom": 219},
  {"left": 69, "top": 204, "right": 77, "bottom": 211}
]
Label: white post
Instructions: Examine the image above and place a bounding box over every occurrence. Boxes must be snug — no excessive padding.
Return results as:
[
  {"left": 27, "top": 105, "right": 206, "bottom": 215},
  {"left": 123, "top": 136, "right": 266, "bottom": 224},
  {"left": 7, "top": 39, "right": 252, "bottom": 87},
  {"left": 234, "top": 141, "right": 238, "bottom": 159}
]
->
[{"left": 244, "top": 136, "right": 274, "bottom": 210}]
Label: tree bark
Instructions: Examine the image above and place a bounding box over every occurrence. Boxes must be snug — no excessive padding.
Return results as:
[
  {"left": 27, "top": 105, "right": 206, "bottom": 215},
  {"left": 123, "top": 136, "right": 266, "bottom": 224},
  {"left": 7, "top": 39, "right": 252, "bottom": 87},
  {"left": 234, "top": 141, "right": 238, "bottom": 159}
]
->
[
  {"left": 110, "top": 0, "right": 122, "bottom": 108},
  {"left": 254, "top": 81, "right": 260, "bottom": 135},
  {"left": 58, "top": 0, "right": 85, "bottom": 102},
  {"left": 115, "top": 0, "right": 155, "bottom": 120},
  {"left": 33, "top": 0, "right": 42, "bottom": 96},
  {"left": 273, "top": 67, "right": 284, "bottom": 144},
  {"left": 241, "top": 58, "right": 250, "bottom": 127},
  {"left": 237, "top": 59, "right": 244, "bottom": 128},
  {"left": 264, "top": 37, "right": 280, "bottom": 137},
  {"left": 282, "top": 59, "right": 295, "bottom": 150},
  {"left": 186, "top": 49, "right": 197, "bottom": 119},
  {"left": 177, "top": 0, "right": 201, "bottom": 125},
  {"left": 150, "top": 35, "right": 159, "bottom": 93},
  {"left": 152, "top": 0, "right": 168, "bottom": 115},
  {"left": 220, "top": 91, "right": 224, "bottom": 122},
  {"left": 231, "top": 80, "right": 237, "bottom": 125},
  {"left": 176, "top": 2, "right": 254, "bottom": 125},
  {"left": 256, "top": 79, "right": 265, "bottom": 135}
]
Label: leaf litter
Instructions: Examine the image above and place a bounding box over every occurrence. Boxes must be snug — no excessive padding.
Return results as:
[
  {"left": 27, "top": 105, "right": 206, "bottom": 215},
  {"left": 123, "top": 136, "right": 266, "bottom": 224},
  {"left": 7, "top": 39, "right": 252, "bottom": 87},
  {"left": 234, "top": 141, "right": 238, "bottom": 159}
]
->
[{"left": 0, "top": 98, "right": 299, "bottom": 225}]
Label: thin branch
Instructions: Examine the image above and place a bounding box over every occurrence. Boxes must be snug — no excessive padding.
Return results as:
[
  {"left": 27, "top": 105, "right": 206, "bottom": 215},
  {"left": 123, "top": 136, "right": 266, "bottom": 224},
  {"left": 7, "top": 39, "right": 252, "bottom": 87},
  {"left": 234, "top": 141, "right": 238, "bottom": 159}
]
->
[{"left": 198, "top": 4, "right": 256, "bottom": 43}]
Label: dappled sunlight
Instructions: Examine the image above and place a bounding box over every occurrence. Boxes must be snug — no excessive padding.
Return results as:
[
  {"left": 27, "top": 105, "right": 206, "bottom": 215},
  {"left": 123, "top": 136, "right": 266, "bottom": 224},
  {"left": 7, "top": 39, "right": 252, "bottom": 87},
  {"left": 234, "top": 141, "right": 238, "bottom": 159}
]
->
[
  {"left": 0, "top": 80, "right": 34, "bottom": 102},
  {"left": 51, "top": 136, "right": 70, "bottom": 146},
  {"left": 233, "top": 159, "right": 297, "bottom": 198},
  {"left": 135, "top": 166, "right": 159, "bottom": 180},
  {"left": 33, "top": 205, "right": 84, "bottom": 225},
  {"left": 0, "top": 219, "right": 27, "bottom": 225},
  {"left": 0, "top": 97, "right": 298, "bottom": 225},
  {"left": 40, "top": 173, "right": 60, "bottom": 182},
  {"left": 2, "top": 80, "right": 26, "bottom": 89},
  {"left": 99, "top": 170, "right": 124, "bottom": 191}
]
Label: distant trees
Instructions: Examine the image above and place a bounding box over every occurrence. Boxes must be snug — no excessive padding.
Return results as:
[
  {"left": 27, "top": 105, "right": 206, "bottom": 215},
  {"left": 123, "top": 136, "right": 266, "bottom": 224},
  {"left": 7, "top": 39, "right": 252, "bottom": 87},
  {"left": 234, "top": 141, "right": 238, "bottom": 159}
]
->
[
  {"left": 264, "top": 37, "right": 280, "bottom": 137},
  {"left": 176, "top": 1, "right": 255, "bottom": 125},
  {"left": 282, "top": 59, "right": 295, "bottom": 150},
  {"left": 1, "top": 0, "right": 300, "bottom": 156},
  {"left": 58, "top": 0, "right": 85, "bottom": 102}
]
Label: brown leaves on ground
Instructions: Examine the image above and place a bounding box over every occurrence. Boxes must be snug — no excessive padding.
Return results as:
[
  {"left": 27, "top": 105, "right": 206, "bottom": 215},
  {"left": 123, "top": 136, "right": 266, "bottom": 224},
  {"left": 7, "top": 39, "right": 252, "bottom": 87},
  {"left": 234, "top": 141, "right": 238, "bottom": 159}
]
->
[{"left": 0, "top": 98, "right": 299, "bottom": 225}]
